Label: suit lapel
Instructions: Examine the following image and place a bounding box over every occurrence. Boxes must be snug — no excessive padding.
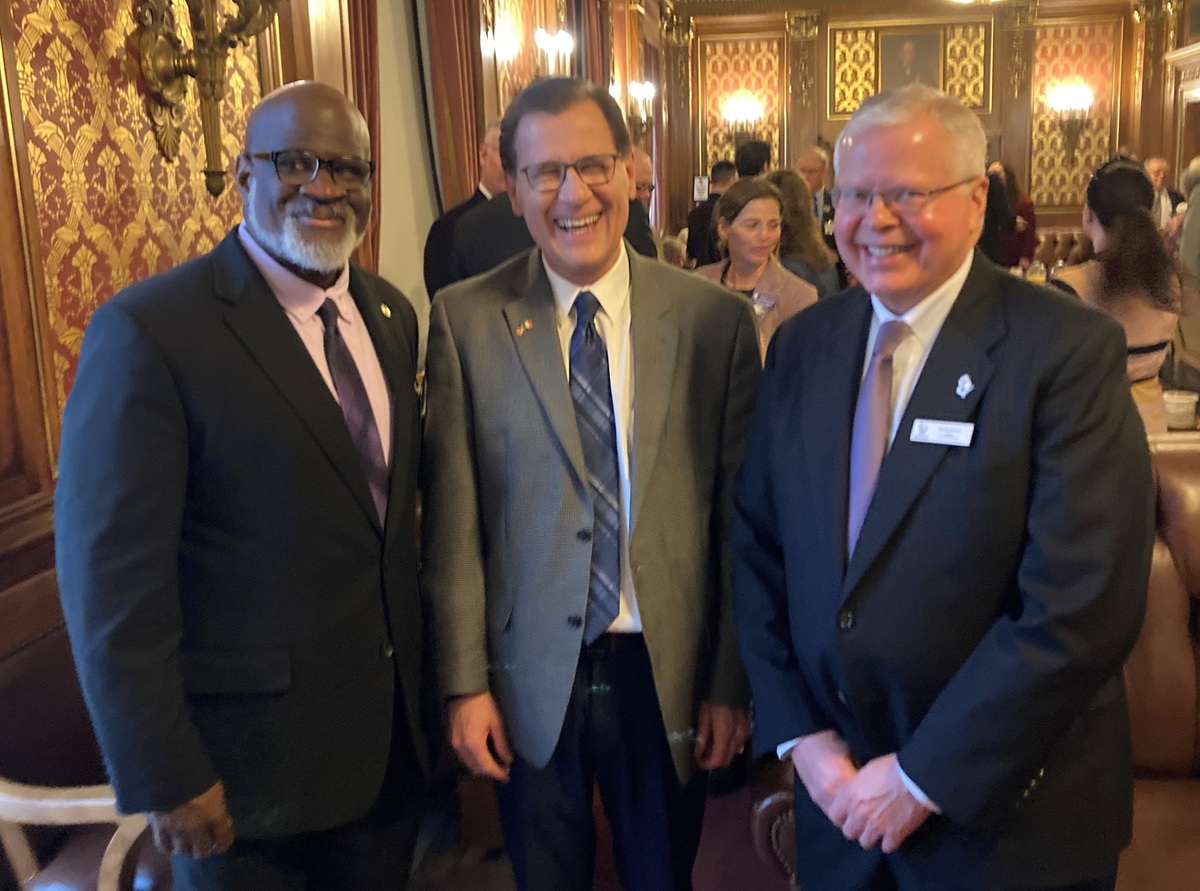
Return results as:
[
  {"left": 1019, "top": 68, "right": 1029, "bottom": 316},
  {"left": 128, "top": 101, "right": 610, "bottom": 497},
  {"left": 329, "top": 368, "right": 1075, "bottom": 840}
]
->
[
  {"left": 215, "top": 233, "right": 382, "bottom": 532},
  {"left": 503, "top": 251, "right": 588, "bottom": 488},
  {"left": 348, "top": 269, "right": 415, "bottom": 538},
  {"left": 629, "top": 253, "right": 678, "bottom": 530},
  {"left": 842, "top": 259, "right": 1006, "bottom": 597},
  {"left": 804, "top": 293, "right": 872, "bottom": 580}
]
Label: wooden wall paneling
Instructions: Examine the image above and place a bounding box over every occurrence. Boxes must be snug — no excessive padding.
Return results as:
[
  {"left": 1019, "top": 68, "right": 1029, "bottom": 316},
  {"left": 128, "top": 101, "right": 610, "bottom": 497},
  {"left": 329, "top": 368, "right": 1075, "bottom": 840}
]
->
[
  {"left": 1164, "top": 43, "right": 1200, "bottom": 171},
  {"left": 258, "top": 0, "right": 317, "bottom": 90},
  {"left": 307, "top": 0, "right": 353, "bottom": 97},
  {"left": 0, "top": 1, "right": 55, "bottom": 597},
  {"left": 662, "top": 6, "right": 694, "bottom": 236},
  {"left": 787, "top": 12, "right": 821, "bottom": 164}
]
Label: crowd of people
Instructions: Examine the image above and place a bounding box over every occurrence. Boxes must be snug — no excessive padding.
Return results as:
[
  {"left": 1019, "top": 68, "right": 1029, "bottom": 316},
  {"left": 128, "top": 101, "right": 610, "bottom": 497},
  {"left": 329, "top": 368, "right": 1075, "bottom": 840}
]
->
[{"left": 52, "top": 73, "right": 1176, "bottom": 891}]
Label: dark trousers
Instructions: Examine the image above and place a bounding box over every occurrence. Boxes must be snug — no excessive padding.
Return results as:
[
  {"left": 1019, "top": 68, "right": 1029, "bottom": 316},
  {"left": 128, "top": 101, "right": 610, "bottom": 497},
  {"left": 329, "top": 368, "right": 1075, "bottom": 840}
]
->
[
  {"left": 496, "top": 634, "right": 707, "bottom": 891},
  {"left": 173, "top": 694, "right": 424, "bottom": 891}
]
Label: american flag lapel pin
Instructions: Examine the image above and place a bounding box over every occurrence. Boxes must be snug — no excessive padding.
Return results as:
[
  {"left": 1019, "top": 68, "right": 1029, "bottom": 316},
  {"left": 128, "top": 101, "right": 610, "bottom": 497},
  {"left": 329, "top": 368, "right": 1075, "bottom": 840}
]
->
[{"left": 516, "top": 318, "right": 534, "bottom": 336}]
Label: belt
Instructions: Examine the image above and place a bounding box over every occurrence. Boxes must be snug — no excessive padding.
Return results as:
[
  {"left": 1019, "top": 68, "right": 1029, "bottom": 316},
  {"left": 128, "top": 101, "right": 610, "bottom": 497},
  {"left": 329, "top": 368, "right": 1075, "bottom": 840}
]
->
[{"left": 581, "top": 632, "right": 644, "bottom": 656}]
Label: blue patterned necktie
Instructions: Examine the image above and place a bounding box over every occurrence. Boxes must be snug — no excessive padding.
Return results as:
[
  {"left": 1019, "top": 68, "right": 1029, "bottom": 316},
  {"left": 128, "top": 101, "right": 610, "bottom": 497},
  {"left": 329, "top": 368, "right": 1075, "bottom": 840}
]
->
[
  {"left": 316, "top": 298, "right": 389, "bottom": 525},
  {"left": 569, "top": 291, "right": 622, "bottom": 644}
]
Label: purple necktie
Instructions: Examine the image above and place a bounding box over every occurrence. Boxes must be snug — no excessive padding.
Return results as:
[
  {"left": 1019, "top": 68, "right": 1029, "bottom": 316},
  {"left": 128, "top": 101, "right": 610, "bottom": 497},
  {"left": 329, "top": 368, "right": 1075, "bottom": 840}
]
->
[
  {"left": 847, "top": 320, "right": 911, "bottom": 555},
  {"left": 316, "top": 299, "right": 388, "bottom": 525},
  {"left": 570, "top": 291, "right": 622, "bottom": 644}
]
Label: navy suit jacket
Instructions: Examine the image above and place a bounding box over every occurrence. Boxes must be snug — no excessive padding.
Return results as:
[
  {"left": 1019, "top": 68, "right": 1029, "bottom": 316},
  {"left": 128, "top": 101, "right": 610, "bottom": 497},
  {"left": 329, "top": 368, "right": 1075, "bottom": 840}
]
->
[
  {"left": 732, "top": 254, "right": 1153, "bottom": 887},
  {"left": 424, "top": 186, "right": 487, "bottom": 300},
  {"left": 56, "top": 230, "right": 430, "bottom": 839}
]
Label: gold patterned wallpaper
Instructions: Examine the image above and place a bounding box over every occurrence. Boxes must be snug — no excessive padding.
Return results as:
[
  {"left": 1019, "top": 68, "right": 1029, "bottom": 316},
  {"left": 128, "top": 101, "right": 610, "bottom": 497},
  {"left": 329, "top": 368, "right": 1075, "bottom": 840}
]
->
[
  {"left": 701, "top": 36, "right": 784, "bottom": 171},
  {"left": 829, "top": 21, "right": 990, "bottom": 117},
  {"left": 12, "top": 0, "right": 259, "bottom": 417},
  {"left": 1030, "top": 21, "right": 1119, "bottom": 207}
]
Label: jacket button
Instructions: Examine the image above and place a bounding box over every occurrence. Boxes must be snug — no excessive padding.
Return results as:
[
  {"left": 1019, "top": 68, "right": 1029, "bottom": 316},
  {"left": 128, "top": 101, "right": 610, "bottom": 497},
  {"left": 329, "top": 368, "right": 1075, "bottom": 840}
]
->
[
  {"left": 379, "top": 644, "right": 395, "bottom": 659},
  {"left": 567, "top": 615, "right": 583, "bottom": 628},
  {"left": 577, "top": 529, "right": 592, "bottom": 542},
  {"left": 837, "top": 689, "right": 849, "bottom": 706},
  {"left": 838, "top": 609, "right": 855, "bottom": 632}
]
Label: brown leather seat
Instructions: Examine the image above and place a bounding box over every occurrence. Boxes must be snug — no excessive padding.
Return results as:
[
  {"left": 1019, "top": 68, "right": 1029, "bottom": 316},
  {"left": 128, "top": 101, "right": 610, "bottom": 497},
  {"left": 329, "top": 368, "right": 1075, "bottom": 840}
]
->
[
  {"left": 0, "top": 571, "right": 171, "bottom": 891},
  {"left": 749, "top": 432, "right": 1200, "bottom": 889}
]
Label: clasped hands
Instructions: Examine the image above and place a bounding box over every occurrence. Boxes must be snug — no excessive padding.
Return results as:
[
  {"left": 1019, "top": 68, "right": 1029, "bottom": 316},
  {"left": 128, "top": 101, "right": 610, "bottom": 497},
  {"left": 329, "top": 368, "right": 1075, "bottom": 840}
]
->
[
  {"left": 447, "top": 692, "right": 750, "bottom": 781},
  {"left": 790, "top": 730, "right": 930, "bottom": 854},
  {"left": 148, "top": 780, "right": 234, "bottom": 859}
]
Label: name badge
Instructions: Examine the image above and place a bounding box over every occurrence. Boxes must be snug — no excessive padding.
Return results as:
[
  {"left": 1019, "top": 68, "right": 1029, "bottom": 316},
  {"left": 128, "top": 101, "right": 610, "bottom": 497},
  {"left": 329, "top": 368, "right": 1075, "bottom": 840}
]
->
[
  {"left": 910, "top": 418, "right": 974, "bottom": 447},
  {"left": 751, "top": 293, "right": 777, "bottom": 316}
]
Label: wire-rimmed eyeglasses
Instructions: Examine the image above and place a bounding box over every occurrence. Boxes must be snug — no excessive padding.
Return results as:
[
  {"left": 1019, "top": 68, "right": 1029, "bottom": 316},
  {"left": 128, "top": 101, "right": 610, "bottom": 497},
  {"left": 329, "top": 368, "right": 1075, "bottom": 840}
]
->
[{"left": 519, "top": 153, "right": 622, "bottom": 193}]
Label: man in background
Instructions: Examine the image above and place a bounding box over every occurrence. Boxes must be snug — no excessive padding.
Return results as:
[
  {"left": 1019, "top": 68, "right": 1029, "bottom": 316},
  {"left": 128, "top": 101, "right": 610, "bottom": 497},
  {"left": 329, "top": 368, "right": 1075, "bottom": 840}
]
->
[
  {"left": 735, "top": 139, "right": 771, "bottom": 178},
  {"left": 1146, "top": 156, "right": 1184, "bottom": 228},
  {"left": 687, "top": 159, "right": 736, "bottom": 268},
  {"left": 796, "top": 145, "right": 840, "bottom": 262},
  {"left": 56, "top": 82, "right": 430, "bottom": 891},
  {"left": 423, "top": 119, "right": 506, "bottom": 299}
]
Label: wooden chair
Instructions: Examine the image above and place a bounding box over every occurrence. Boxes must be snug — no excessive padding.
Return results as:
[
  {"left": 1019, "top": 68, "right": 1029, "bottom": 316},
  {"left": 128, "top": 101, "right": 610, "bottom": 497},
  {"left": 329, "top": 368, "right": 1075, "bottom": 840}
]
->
[{"left": 0, "top": 570, "right": 169, "bottom": 891}]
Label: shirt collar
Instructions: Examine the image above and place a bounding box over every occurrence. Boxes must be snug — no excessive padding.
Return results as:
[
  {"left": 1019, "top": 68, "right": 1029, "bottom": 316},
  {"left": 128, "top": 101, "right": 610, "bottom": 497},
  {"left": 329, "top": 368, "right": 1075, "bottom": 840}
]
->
[
  {"left": 869, "top": 251, "right": 973, "bottom": 346},
  {"left": 544, "top": 242, "right": 631, "bottom": 326},
  {"left": 479, "top": 183, "right": 494, "bottom": 200},
  {"left": 238, "top": 223, "right": 353, "bottom": 324}
]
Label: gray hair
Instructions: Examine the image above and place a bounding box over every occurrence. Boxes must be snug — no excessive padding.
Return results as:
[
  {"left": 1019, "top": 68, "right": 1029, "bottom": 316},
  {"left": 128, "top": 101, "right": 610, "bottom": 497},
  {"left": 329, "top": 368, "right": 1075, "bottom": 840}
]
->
[
  {"left": 833, "top": 84, "right": 986, "bottom": 181},
  {"left": 1181, "top": 156, "right": 1200, "bottom": 198},
  {"left": 798, "top": 145, "right": 829, "bottom": 168}
]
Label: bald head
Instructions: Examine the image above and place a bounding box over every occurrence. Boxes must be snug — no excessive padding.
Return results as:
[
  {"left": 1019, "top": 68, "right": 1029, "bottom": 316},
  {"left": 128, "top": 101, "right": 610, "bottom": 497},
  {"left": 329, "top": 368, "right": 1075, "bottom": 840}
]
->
[{"left": 244, "top": 81, "right": 369, "bottom": 157}]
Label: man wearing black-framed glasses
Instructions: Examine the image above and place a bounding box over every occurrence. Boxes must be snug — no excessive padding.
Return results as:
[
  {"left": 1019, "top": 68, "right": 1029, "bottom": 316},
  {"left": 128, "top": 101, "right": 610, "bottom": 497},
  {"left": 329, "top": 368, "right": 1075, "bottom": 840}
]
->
[{"left": 57, "top": 81, "right": 429, "bottom": 891}]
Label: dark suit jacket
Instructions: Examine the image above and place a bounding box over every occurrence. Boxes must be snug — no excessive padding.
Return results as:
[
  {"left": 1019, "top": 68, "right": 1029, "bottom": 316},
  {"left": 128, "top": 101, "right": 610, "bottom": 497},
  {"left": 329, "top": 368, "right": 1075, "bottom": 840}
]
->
[
  {"left": 55, "top": 229, "right": 429, "bottom": 839},
  {"left": 815, "top": 188, "right": 849, "bottom": 289},
  {"left": 733, "top": 254, "right": 1153, "bottom": 887},
  {"left": 1169, "top": 187, "right": 1186, "bottom": 214},
  {"left": 448, "top": 192, "right": 657, "bottom": 286},
  {"left": 424, "top": 186, "right": 487, "bottom": 300},
  {"left": 978, "top": 173, "right": 1015, "bottom": 265},
  {"left": 686, "top": 193, "right": 722, "bottom": 267}
]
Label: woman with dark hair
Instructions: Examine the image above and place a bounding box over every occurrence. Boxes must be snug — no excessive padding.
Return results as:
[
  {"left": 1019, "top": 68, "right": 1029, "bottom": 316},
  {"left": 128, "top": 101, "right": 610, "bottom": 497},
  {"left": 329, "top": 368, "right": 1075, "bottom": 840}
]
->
[
  {"left": 1050, "top": 159, "right": 1181, "bottom": 432},
  {"left": 988, "top": 160, "right": 1038, "bottom": 270},
  {"left": 763, "top": 169, "right": 840, "bottom": 299},
  {"left": 695, "top": 178, "right": 817, "bottom": 358}
]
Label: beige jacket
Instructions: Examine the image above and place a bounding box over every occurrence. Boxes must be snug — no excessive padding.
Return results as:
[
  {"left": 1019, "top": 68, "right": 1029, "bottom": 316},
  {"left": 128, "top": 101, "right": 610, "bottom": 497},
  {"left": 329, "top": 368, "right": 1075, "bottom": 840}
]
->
[{"left": 697, "top": 255, "right": 818, "bottom": 359}]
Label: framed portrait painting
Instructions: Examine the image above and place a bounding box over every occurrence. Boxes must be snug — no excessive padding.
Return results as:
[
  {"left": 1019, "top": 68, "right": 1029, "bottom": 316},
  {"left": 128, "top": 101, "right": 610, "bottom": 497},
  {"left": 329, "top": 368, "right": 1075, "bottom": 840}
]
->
[{"left": 879, "top": 30, "right": 943, "bottom": 92}]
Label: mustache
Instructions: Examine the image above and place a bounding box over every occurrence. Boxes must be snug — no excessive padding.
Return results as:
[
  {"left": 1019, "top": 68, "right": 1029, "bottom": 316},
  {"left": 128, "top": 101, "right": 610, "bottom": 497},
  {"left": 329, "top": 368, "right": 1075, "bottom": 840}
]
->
[{"left": 286, "top": 199, "right": 351, "bottom": 220}]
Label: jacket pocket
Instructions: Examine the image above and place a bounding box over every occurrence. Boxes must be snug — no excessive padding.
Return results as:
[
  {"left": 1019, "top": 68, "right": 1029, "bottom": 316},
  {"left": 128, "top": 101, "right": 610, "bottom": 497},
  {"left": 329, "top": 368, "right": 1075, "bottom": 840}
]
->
[{"left": 181, "top": 648, "right": 291, "bottom": 696}]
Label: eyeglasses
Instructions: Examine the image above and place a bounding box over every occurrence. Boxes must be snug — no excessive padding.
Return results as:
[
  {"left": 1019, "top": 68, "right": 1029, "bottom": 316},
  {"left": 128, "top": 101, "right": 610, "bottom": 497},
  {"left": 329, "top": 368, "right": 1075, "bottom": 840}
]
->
[
  {"left": 520, "top": 153, "right": 622, "bottom": 193},
  {"left": 636, "top": 182, "right": 655, "bottom": 195},
  {"left": 248, "top": 150, "right": 375, "bottom": 190},
  {"left": 829, "top": 177, "right": 978, "bottom": 215}
]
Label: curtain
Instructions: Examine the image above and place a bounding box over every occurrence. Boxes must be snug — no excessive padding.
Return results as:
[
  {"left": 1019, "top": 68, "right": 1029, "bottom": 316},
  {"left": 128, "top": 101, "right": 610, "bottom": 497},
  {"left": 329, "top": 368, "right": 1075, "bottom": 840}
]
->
[
  {"left": 425, "top": 0, "right": 481, "bottom": 210},
  {"left": 348, "top": 0, "right": 380, "bottom": 271}
]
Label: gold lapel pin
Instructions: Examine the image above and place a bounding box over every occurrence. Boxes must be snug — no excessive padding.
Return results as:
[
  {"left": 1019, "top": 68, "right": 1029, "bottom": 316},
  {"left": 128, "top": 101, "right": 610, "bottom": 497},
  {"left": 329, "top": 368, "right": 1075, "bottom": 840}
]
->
[{"left": 380, "top": 303, "right": 392, "bottom": 319}]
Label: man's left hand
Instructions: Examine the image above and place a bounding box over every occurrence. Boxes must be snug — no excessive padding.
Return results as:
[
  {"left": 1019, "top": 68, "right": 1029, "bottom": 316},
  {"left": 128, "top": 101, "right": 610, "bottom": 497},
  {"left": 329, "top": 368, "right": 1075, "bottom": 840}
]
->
[
  {"left": 833, "top": 753, "right": 931, "bottom": 853},
  {"left": 693, "top": 701, "right": 751, "bottom": 770}
]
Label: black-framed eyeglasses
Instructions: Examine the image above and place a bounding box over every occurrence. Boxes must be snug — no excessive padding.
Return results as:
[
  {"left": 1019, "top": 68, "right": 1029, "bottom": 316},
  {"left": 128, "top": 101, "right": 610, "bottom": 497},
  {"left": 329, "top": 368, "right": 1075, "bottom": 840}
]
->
[
  {"left": 829, "top": 177, "right": 978, "bottom": 215},
  {"left": 248, "top": 150, "right": 375, "bottom": 190},
  {"left": 519, "top": 153, "right": 622, "bottom": 193},
  {"left": 636, "top": 182, "right": 656, "bottom": 195}
]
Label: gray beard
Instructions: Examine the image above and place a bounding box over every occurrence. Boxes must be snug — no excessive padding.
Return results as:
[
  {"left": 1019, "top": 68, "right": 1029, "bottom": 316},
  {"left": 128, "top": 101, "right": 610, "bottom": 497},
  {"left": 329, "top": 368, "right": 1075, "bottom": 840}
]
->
[{"left": 244, "top": 180, "right": 363, "bottom": 274}]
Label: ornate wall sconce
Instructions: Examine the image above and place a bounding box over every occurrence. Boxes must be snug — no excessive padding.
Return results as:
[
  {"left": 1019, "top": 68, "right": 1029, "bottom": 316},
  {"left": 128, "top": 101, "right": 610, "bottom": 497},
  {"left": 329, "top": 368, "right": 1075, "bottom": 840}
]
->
[
  {"left": 722, "top": 91, "right": 763, "bottom": 149},
  {"left": 627, "top": 81, "right": 656, "bottom": 144},
  {"left": 534, "top": 28, "right": 574, "bottom": 77},
  {"left": 137, "top": 0, "right": 281, "bottom": 197},
  {"left": 1046, "top": 81, "right": 1094, "bottom": 166}
]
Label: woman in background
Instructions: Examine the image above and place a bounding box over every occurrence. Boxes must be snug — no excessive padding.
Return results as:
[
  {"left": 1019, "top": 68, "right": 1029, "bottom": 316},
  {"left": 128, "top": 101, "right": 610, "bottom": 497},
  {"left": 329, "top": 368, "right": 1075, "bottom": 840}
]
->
[
  {"left": 696, "top": 178, "right": 817, "bottom": 358},
  {"left": 1050, "top": 159, "right": 1180, "bottom": 433},
  {"left": 764, "top": 169, "right": 841, "bottom": 299},
  {"left": 988, "top": 161, "right": 1038, "bottom": 271}
]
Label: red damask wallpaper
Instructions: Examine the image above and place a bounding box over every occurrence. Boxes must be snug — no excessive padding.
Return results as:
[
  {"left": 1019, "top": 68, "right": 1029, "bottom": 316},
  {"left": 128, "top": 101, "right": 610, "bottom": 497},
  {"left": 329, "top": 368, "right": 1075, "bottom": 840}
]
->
[{"left": 12, "top": 0, "right": 261, "bottom": 421}]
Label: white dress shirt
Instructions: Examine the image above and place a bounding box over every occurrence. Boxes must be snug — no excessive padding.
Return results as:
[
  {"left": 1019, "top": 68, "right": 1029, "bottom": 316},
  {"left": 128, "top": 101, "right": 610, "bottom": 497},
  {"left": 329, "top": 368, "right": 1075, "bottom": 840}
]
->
[
  {"left": 778, "top": 251, "right": 976, "bottom": 813},
  {"left": 238, "top": 224, "right": 392, "bottom": 464},
  {"left": 544, "top": 243, "right": 643, "bottom": 633}
]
